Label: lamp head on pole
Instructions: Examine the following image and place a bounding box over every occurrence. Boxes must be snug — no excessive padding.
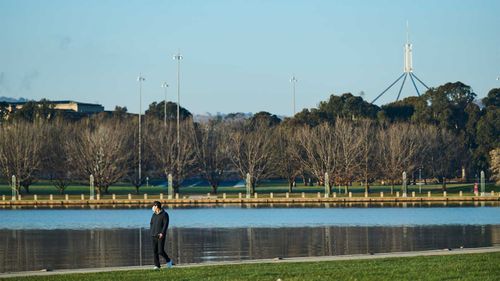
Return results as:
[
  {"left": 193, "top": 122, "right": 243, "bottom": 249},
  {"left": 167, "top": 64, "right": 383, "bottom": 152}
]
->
[
  {"left": 290, "top": 76, "right": 298, "bottom": 83},
  {"left": 173, "top": 52, "right": 183, "bottom": 61},
  {"left": 137, "top": 74, "right": 145, "bottom": 82},
  {"left": 161, "top": 82, "right": 169, "bottom": 88}
]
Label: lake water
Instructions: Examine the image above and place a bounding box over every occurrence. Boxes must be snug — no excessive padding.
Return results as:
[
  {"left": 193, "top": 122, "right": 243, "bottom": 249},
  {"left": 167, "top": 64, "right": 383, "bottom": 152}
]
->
[{"left": 1, "top": 204, "right": 499, "bottom": 272}]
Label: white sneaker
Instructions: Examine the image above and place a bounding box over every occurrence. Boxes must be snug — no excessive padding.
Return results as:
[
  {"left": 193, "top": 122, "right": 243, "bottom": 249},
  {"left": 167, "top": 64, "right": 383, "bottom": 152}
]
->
[{"left": 153, "top": 266, "right": 160, "bottom": 270}]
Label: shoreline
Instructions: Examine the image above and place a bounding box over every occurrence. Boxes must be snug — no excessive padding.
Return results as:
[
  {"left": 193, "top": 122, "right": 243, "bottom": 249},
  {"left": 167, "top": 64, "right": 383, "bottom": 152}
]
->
[{"left": 1, "top": 194, "right": 499, "bottom": 206}]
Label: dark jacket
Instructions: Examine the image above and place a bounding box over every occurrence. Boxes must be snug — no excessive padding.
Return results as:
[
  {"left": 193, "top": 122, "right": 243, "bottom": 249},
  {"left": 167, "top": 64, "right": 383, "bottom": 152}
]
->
[{"left": 150, "top": 209, "right": 169, "bottom": 237}]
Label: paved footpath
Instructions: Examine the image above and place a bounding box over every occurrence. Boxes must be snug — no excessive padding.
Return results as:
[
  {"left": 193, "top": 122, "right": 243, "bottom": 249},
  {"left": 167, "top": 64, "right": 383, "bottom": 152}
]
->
[{"left": 1, "top": 247, "right": 499, "bottom": 279}]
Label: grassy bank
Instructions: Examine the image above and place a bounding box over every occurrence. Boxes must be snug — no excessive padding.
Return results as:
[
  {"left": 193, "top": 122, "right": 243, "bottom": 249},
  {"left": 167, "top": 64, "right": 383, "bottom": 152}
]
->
[
  {"left": 9, "top": 252, "right": 500, "bottom": 281},
  {"left": 0, "top": 182, "right": 498, "bottom": 198}
]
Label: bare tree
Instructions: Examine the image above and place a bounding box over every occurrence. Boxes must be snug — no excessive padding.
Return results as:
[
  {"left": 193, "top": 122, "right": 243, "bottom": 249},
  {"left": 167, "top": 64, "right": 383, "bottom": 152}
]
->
[
  {"left": 377, "top": 123, "right": 421, "bottom": 193},
  {"left": 192, "top": 120, "right": 230, "bottom": 194},
  {"left": 146, "top": 119, "right": 196, "bottom": 193},
  {"left": 274, "top": 124, "right": 301, "bottom": 192},
  {"left": 359, "top": 119, "right": 376, "bottom": 193},
  {"left": 334, "top": 118, "right": 365, "bottom": 193},
  {"left": 65, "top": 119, "right": 130, "bottom": 195},
  {"left": 124, "top": 118, "right": 154, "bottom": 194},
  {"left": 294, "top": 122, "right": 338, "bottom": 192},
  {"left": 0, "top": 121, "right": 45, "bottom": 194},
  {"left": 42, "top": 119, "right": 72, "bottom": 194},
  {"left": 227, "top": 120, "right": 275, "bottom": 193}
]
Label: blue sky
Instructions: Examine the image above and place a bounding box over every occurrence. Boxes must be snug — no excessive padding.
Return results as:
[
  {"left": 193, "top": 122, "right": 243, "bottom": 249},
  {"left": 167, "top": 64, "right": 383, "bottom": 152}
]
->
[{"left": 1, "top": 0, "right": 499, "bottom": 115}]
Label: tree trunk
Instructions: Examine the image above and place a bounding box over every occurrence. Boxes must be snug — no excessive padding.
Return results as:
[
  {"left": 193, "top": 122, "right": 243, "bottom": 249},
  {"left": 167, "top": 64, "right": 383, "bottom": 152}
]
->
[
  {"left": 22, "top": 184, "right": 30, "bottom": 194},
  {"left": 442, "top": 177, "right": 447, "bottom": 192},
  {"left": 288, "top": 179, "right": 293, "bottom": 193},
  {"left": 391, "top": 180, "right": 394, "bottom": 194},
  {"left": 211, "top": 184, "right": 218, "bottom": 195},
  {"left": 135, "top": 185, "right": 140, "bottom": 195}
]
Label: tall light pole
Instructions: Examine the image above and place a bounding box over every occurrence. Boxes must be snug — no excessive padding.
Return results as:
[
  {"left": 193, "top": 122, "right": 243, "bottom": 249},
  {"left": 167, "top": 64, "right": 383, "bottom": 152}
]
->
[
  {"left": 290, "top": 75, "right": 298, "bottom": 116},
  {"left": 137, "top": 74, "right": 146, "bottom": 185},
  {"left": 173, "top": 51, "right": 183, "bottom": 187},
  {"left": 161, "top": 82, "right": 169, "bottom": 128}
]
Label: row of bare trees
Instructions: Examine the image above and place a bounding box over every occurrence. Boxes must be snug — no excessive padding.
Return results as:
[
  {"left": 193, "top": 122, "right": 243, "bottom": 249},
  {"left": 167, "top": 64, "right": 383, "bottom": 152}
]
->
[{"left": 0, "top": 116, "right": 465, "bottom": 195}]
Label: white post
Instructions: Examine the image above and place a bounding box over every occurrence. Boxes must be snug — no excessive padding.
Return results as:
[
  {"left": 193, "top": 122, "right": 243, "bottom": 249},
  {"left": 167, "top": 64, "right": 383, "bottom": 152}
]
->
[
  {"left": 246, "top": 173, "right": 252, "bottom": 199},
  {"left": 168, "top": 173, "right": 173, "bottom": 199},
  {"left": 480, "top": 171, "right": 485, "bottom": 196},
  {"left": 11, "top": 175, "right": 16, "bottom": 201},
  {"left": 324, "top": 172, "right": 330, "bottom": 196},
  {"left": 89, "top": 174, "right": 95, "bottom": 200}
]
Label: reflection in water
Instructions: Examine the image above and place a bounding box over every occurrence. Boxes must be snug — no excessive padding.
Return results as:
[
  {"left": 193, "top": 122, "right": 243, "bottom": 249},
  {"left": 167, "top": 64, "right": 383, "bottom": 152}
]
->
[{"left": 1, "top": 225, "right": 499, "bottom": 272}]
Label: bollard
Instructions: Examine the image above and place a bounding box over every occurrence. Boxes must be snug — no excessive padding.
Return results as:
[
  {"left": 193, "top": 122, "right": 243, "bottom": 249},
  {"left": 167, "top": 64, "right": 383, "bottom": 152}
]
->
[
  {"left": 112, "top": 194, "right": 116, "bottom": 200},
  {"left": 396, "top": 192, "right": 400, "bottom": 197},
  {"left": 238, "top": 193, "right": 242, "bottom": 199},
  {"left": 96, "top": 194, "right": 100, "bottom": 200},
  {"left": 333, "top": 192, "right": 337, "bottom": 198},
  {"left": 443, "top": 191, "right": 447, "bottom": 197},
  {"left": 144, "top": 194, "right": 148, "bottom": 200},
  {"left": 270, "top": 192, "right": 273, "bottom": 199},
  {"left": 365, "top": 192, "right": 368, "bottom": 198},
  {"left": 223, "top": 193, "right": 226, "bottom": 199},
  {"left": 286, "top": 192, "right": 289, "bottom": 198},
  {"left": 34, "top": 194, "right": 38, "bottom": 201},
  {"left": 349, "top": 192, "right": 352, "bottom": 198},
  {"left": 317, "top": 192, "right": 321, "bottom": 198},
  {"left": 301, "top": 192, "right": 305, "bottom": 198},
  {"left": 49, "top": 194, "right": 53, "bottom": 201},
  {"left": 207, "top": 193, "right": 211, "bottom": 197},
  {"left": 380, "top": 192, "right": 384, "bottom": 198},
  {"left": 128, "top": 194, "right": 132, "bottom": 200},
  {"left": 2, "top": 195, "right": 5, "bottom": 201},
  {"left": 427, "top": 191, "right": 431, "bottom": 197},
  {"left": 175, "top": 193, "right": 179, "bottom": 199},
  {"left": 459, "top": 191, "right": 463, "bottom": 197},
  {"left": 18, "top": 194, "right": 22, "bottom": 200},
  {"left": 412, "top": 191, "right": 415, "bottom": 198},
  {"left": 65, "top": 194, "right": 69, "bottom": 201},
  {"left": 81, "top": 194, "right": 85, "bottom": 200},
  {"left": 491, "top": 191, "right": 495, "bottom": 196},
  {"left": 254, "top": 193, "right": 258, "bottom": 199},
  {"left": 160, "top": 193, "right": 163, "bottom": 200}
]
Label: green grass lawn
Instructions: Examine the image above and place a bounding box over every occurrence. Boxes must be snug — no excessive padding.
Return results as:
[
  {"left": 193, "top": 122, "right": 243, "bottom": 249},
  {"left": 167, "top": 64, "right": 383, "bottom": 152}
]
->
[
  {"left": 0, "top": 181, "right": 498, "bottom": 199},
  {"left": 10, "top": 252, "right": 500, "bottom": 281}
]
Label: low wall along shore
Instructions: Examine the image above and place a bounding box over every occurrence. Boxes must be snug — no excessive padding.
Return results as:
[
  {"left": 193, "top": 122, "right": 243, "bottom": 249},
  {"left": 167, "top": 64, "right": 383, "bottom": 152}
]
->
[{"left": 1, "top": 190, "right": 499, "bottom": 206}]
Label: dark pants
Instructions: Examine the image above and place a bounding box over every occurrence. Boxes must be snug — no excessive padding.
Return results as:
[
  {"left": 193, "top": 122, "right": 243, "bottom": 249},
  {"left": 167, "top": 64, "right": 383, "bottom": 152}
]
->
[{"left": 151, "top": 236, "right": 170, "bottom": 267}]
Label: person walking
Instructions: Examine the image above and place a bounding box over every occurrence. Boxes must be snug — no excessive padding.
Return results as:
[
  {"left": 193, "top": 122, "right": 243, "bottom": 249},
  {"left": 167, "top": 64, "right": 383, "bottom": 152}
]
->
[{"left": 150, "top": 201, "right": 173, "bottom": 269}]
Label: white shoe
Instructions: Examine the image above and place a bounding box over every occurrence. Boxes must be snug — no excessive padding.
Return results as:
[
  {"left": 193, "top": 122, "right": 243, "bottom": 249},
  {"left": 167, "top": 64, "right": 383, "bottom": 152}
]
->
[{"left": 153, "top": 266, "right": 160, "bottom": 270}]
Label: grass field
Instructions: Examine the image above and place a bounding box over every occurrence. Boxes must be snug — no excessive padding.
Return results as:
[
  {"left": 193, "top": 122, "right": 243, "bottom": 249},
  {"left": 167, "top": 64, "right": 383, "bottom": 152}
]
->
[
  {"left": 8, "top": 252, "right": 500, "bottom": 281},
  {"left": 0, "top": 180, "right": 498, "bottom": 197}
]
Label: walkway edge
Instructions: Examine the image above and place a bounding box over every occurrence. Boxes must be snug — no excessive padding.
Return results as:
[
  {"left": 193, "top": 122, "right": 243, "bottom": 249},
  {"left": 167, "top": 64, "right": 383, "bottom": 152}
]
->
[{"left": 1, "top": 247, "right": 499, "bottom": 279}]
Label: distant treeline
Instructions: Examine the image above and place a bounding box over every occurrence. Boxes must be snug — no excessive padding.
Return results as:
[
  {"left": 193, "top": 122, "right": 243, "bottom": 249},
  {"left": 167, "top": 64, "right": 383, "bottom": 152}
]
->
[{"left": 0, "top": 81, "right": 498, "bottom": 194}]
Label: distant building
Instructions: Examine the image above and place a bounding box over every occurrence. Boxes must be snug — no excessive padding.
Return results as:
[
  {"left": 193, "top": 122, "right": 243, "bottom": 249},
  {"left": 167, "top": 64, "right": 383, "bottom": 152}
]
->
[{"left": 7, "top": 100, "right": 104, "bottom": 113}]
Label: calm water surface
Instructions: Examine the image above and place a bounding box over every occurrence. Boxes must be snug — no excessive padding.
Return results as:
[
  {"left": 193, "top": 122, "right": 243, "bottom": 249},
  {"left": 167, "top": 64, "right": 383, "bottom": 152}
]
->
[{"left": 1, "top": 204, "right": 499, "bottom": 272}]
